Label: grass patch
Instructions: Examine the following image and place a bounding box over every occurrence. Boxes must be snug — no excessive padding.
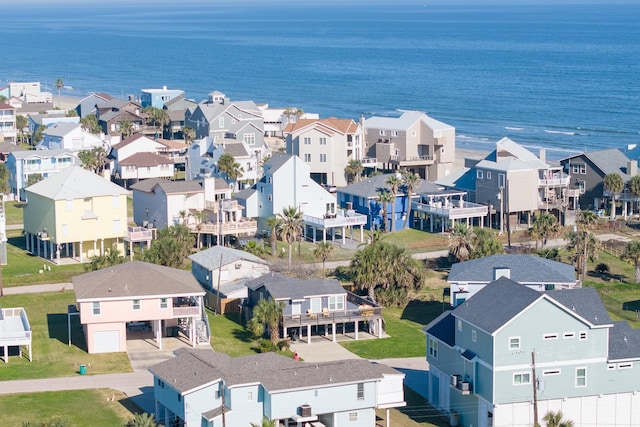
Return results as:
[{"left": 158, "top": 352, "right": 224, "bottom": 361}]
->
[
  {"left": 340, "top": 302, "right": 444, "bottom": 359},
  {"left": 208, "top": 310, "right": 259, "bottom": 357},
  {"left": 0, "top": 292, "right": 131, "bottom": 380},
  {"left": 4, "top": 201, "right": 26, "bottom": 225},
  {"left": 0, "top": 389, "right": 137, "bottom": 426},
  {"left": 376, "top": 386, "right": 449, "bottom": 427}
]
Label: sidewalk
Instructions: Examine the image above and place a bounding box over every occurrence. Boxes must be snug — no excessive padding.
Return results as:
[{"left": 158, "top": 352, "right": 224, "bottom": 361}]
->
[{"left": 3, "top": 283, "right": 73, "bottom": 295}]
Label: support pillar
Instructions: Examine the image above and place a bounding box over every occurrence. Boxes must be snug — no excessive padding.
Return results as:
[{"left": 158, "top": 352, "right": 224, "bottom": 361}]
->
[
  {"left": 378, "top": 318, "right": 382, "bottom": 338},
  {"left": 355, "top": 320, "right": 358, "bottom": 340},
  {"left": 156, "top": 319, "right": 162, "bottom": 350},
  {"left": 342, "top": 226, "right": 345, "bottom": 244},
  {"left": 359, "top": 225, "right": 363, "bottom": 242},
  {"left": 307, "top": 325, "right": 311, "bottom": 344},
  {"left": 43, "top": 239, "right": 47, "bottom": 259},
  {"left": 332, "top": 324, "right": 336, "bottom": 342},
  {"left": 25, "top": 233, "right": 29, "bottom": 252},
  {"left": 79, "top": 242, "right": 83, "bottom": 263},
  {"left": 93, "top": 240, "right": 97, "bottom": 258},
  {"left": 101, "top": 238, "right": 104, "bottom": 256}
]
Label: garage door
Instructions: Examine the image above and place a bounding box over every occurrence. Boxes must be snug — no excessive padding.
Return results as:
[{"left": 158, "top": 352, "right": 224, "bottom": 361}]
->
[{"left": 94, "top": 330, "right": 120, "bottom": 353}]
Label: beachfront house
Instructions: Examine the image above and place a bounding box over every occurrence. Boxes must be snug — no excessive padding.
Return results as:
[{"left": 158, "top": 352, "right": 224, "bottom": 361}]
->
[
  {"left": 163, "top": 93, "right": 197, "bottom": 140},
  {"left": 285, "top": 117, "right": 363, "bottom": 188},
  {"left": 425, "top": 277, "right": 640, "bottom": 427},
  {"left": 110, "top": 134, "right": 176, "bottom": 186},
  {"left": 6, "top": 148, "right": 78, "bottom": 200},
  {"left": 363, "top": 110, "right": 456, "bottom": 181},
  {"left": 149, "top": 348, "right": 406, "bottom": 427},
  {"left": 246, "top": 273, "right": 384, "bottom": 344},
  {"left": 188, "top": 245, "right": 269, "bottom": 312},
  {"left": 140, "top": 86, "right": 184, "bottom": 109},
  {"left": 447, "top": 254, "right": 579, "bottom": 307},
  {"left": 560, "top": 148, "right": 635, "bottom": 214},
  {"left": 23, "top": 165, "right": 129, "bottom": 263},
  {"left": 36, "top": 122, "right": 104, "bottom": 152},
  {"left": 0, "top": 101, "right": 17, "bottom": 144},
  {"left": 74, "top": 92, "right": 113, "bottom": 118},
  {"left": 72, "top": 261, "right": 208, "bottom": 354},
  {"left": 95, "top": 98, "right": 145, "bottom": 140}
]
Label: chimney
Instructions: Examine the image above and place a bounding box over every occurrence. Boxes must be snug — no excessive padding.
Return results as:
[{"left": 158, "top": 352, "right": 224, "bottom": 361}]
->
[
  {"left": 628, "top": 160, "right": 638, "bottom": 177},
  {"left": 163, "top": 85, "right": 167, "bottom": 91},
  {"left": 539, "top": 149, "right": 546, "bottom": 164},
  {"left": 493, "top": 267, "right": 510, "bottom": 280}
]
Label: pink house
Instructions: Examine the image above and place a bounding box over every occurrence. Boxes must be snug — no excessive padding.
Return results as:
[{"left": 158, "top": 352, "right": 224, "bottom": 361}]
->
[{"left": 72, "top": 261, "right": 208, "bottom": 354}]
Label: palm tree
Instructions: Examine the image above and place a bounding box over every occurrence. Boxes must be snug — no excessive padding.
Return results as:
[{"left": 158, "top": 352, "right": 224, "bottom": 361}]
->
[
  {"left": 54, "top": 77, "right": 64, "bottom": 108},
  {"left": 120, "top": 120, "right": 133, "bottom": 139},
  {"left": 247, "top": 298, "right": 284, "bottom": 345},
  {"left": 250, "top": 418, "right": 277, "bottom": 427},
  {"left": 401, "top": 169, "right": 421, "bottom": 230},
  {"left": 243, "top": 240, "right": 265, "bottom": 257},
  {"left": 530, "top": 212, "right": 559, "bottom": 250},
  {"left": 218, "top": 153, "right": 244, "bottom": 192},
  {"left": 623, "top": 240, "right": 640, "bottom": 284},
  {"left": 542, "top": 410, "right": 574, "bottom": 427},
  {"left": 265, "top": 216, "right": 280, "bottom": 256},
  {"left": 143, "top": 106, "right": 169, "bottom": 138},
  {"left": 182, "top": 125, "right": 195, "bottom": 145},
  {"left": 603, "top": 172, "right": 624, "bottom": 221},
  {"left": 122, "top": 412, "right": 158, "bottom": 427},
  {"left": 345, "top": 159, "right": 364, "bottom": 184},
  {"left": 376, "top": 190, "right": 394, "bottom": 232},
  {"left": 277, "top": 206, "right": 303, "bottom": 267},
  {"left": 471, "top": 227, "right": 504, "bottom": 259},
  {"left": 578, "top": 209, "right": 598, "bottom": 230},
  {"left": 386, "top": 174, "right": 402, "bottom": 232},
  {"left": 283, "top": 107, "right": 304, "bottom": 124},
  {"left": 313, "top": 241, "right": 335, "bottom": 277},
  {"left": 449, "top": 223, "right": 475, "bottom": 262},
  {"left": 566, "top": 229, "right": 599, "bottom": 281},
  {"left": 178, "top": 210, "right": 188, "bottom": 226},
  {"left": 16, "top": 115, "right": 28, "bottom": 144},
  {"left": 628, "top": 174, "right": 640, "bottom": 216}
]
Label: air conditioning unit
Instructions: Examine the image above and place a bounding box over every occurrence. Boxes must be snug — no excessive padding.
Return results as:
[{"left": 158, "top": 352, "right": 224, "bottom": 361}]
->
[
  {"left": 299, "top": 404, "right": 312, "bottom": 417},
  {"left": 451, "top": 374, "right": 461, "bottom": 387}
]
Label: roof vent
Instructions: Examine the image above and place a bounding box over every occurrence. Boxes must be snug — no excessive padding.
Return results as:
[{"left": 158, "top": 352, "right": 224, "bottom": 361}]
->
[{"left": 493, "top": 267, "right": 510, "bottom": 280}]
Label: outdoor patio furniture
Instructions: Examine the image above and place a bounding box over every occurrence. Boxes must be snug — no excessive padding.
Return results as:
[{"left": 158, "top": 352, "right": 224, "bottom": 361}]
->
[{"left": 307, "top": 309, "right": 317, "bottom": 319}]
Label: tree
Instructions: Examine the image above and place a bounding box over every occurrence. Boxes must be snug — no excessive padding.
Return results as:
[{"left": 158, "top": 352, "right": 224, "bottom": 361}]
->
[
  {"left": 345, "top": 159, "right": 364, "bottom": 184},
  {"left": 32, "top": 125, "right": 46, "bottom": 146},
  {"left": 80, "top": 114, "right": 101, "bottom": 134},
  {"left": 401, "top": 169, "right": 421, "bottom": 230},
  {"left": 120, "top": 120, "right": 133, "bottom": 138},
  {"left": 603, "top": 172, "right": 624, "bottom": 221},
  {"left": 122, "top": 412, "right": 158, "bottom": 427},
  {"left": 376, "top": 189, "right": 394, "bottom": 232},
  {"left": 449, "top": 223, "right": 475, "bottom": 262},
  {"left": 0, "top": 163, "right": 9, "bottom": 194},
  {"left": 54, "top": 78, "right": 64, "bottom": 108},
  {"left": 629, "top": 174, "right": 640, "bottom": 216},
  {"left": 217, "top": 153, "right": 244, "bottom": 192},
  {"left": 247, "top": 298, "right": 284, "bottom": 345},
  {"left": 16, "top": 115, "right": 28, "bottom": 144},
  {"left": 182, "top": 125, "right": 195, "bottom": 145},
  {"left": 386, "top": 174, "right": 402, "bottom": 232},
  {"left": 143, "top": 225, "right": 194, "bottom": 268},
  {"left": 26, "top": 174, "right": 44, "bottom": 187},
  {"left": 623, "top": 240, "right": 640, "bottom": 284},
  {"left": 143, "top": 106, "right": 169, "bottom": 138},
  {"left": 283, "top": 107, "right": 304, "bottom": 124},
  {"left": 566, "top": 229, "right": 599, "bottom": 281},
  {"left": 243, "top": 240, "right": 265, "bottom": 257},
  {"left": 542, "top": 410, "right": 574, "bottom": 427},
  {"left": 250, "top": 418, "right": 277, "bottom": 427},
  {"left": 265, "top": 216, "right": 280, "bottom": 256},
  {"left": 313, "top": 241, "right": 335, "bottom": 277},
  {"left": 277, "top": 206, "right": 303, "bottom": 267},
  {"left": 530, "top": 212, "right": 560, "bottom": 250},
  {"left": 66, "top": 109, "right": 78, "bottom": 117},
  {"left": 471, "top": 227, "right": 504, "bottom": 259},
  {"left": 578, "top": 209, "right": 598, "bottom": 230},
  {"left": 85, "top": 247, "right": 125, "bottom": 272},
  {"left": 78, "top": 147, "right": 108, "bottom": 174}
]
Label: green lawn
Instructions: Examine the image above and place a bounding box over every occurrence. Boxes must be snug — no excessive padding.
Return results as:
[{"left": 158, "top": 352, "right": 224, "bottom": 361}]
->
[
  {"left": 377, "top": 386, "right": 450, "bottom": 427},
  {"left": 208, "top": 310, "right": 260, "bottom": 356},
  {"left": 4, "top": 201, "right": 26, "bottom": 226},
  {"left": 0, "top": 292, "right": 131, "bottom": 380},
  {"left": 340, "top": 301, "right": 444, "bottom": 359},
  {"left": 0, "top": 389, "right": 137, "bottom": 426}
]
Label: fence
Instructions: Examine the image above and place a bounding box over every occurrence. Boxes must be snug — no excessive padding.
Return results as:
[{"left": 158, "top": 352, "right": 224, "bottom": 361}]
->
[{"left": 598, "top": 291, "right": 640, "bottom": 322}]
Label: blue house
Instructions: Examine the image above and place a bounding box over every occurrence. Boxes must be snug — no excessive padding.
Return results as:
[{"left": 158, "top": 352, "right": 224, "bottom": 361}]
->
[
  {"left": 336, "top": 173, "right": 441, "bottom": 231},
  {"left": 425, "top": 277, "right": 640, "bottom": 427},
  {"left": 140, "top": 86, "right": 185, "bottom": 109},
  {"left": 149, "top": 348, "right": 406, "bottom": 427},
  {"left": 6, "top": 149, "right": 77, "bottom": 200}
]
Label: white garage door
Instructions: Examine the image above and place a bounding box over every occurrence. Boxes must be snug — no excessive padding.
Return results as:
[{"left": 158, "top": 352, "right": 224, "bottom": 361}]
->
[{"left": 94, "top": 330, "right": 120, "bottom": 353}]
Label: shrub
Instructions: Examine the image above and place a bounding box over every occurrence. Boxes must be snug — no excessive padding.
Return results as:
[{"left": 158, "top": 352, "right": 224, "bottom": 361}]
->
[
  {"left": 259, "top": 338, "right": 277, "bottom": 353},
  {"left": 595, "top": 263, "right": 610, "bottom": 275},
  {"left": 277, "top": 339, "right": 291, "bottom": 351}
]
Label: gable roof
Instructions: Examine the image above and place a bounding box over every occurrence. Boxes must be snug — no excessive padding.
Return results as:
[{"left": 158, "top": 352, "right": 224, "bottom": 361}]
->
[
  {"left": 365, "top": 110, "right": 453, "bottom": 131},
  {"left": 118, "top": 152, "right": 173, "bottom": 167},
  {"left": 448, "top": 254, "right": 577, "bottom": 284},
  {"left": 338, "top": 173, "right": 441, "bottom": 199},
  {"left": 111, "top": 134, "right": 157, "bottom": 150},
  {"left": 188, "top": 245, "right": 267, "bottom": 269},
  {"left": 26, "top": 165, "right": 128, "bottom": 199},
  {"left": 73, "top": 261, "right": 204, "bottom": 301},
  {"left": 584, "top": 149, "right": 630, "bottom": 178},
  {"left": 545, "top": 287, "right": 612, "bottom": 327},
  {"left": 286, "top": 117, "right": 359, "bottom": 135},
  {"left": 453, "top": 277, "right": 542, "bottom": 334},
  {"left": 0, "top": 141, "right": 23, "bottom": 153},
  {"left": 608, "top": 321, "right": 640, "bottom": 361},
  {"left": 11, "top": 148, "right": 74, "bottom": 160},
  {"left": 223, "top": 142, "right": 250, "bottom": 158},
  {"left": 246, "top": 273, "right": 346, "bottom": 300},
  {"left": 42, "top": 121, "right": 81, "bottom": 137},
  {"left": 424, "top": 311, "right": 455, "bottom": 346},
  {"left": 264, "top": 152, "right": 294, "bottom": 174},
  {"left": 148, "top": 348, "right": 224, "bottom": 393}
]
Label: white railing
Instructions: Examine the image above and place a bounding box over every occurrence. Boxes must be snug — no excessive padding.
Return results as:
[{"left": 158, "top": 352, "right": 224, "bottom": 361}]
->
[
  {"left": 538, "top": 175, "right": 570, "bottom": 187},
  {"left": 412, "top": 201, "right": 488, "bottom": 218},
  {"left": 303, "top": 211, "right": 367, "bottom": 228},
  {"left": 361, "top": 157, "right": 377, "bottom": 165},
  {"left": 126, "top": 226, "right": 153, "bottom": 241},
  {"left": 173, "top": 306, "right": 201, "bottom": 317}
]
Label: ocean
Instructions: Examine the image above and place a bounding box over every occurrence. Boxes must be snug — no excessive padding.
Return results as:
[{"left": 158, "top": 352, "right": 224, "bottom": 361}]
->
[{"left": 2, "top": 2, "right": 639, "bottom": 160}]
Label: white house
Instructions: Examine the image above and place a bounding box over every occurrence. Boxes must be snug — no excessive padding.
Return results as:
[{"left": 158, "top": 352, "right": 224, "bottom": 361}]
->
[{"left": 37, "top": 122, "right": 105, "bottom": 152}]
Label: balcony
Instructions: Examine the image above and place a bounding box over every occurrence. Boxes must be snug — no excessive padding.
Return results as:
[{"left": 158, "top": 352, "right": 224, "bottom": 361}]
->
[
  {"left": 538, "top": 174, "right": 570, "bottom": 187},
  {"left": 172, "top": 297, "right": 201, "bottom": 318},
  {"left": 189, "top": 219, "right": 257, "bottom": 236},
  {"left": 302, "top": 209, "right": 367, "bottom": 228},
  {"left": 125, "top": 226, "right": 153, "bottom": 242},
  {"left": 361, "top": 157, "right": 378, "bottom": 168},
  {"left": 282, "top": 291, "right": 382, "bottom": 328},
  {"left": 412, "top": 199, "right": 488, "bottom": 220},
  {"left": 450, "top": 375, "right": 473, "bottom": 395},
  {"left": 204, "top": 199, "right": 241, "bottom": 213},
  {"left": 390, "top": 154, "right": 434, "bottom": 167}
]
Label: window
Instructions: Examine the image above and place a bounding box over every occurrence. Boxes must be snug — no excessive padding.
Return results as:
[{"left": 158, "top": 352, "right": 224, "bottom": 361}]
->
[
  {"left": 576, "top": 367, "right": 587, "bottom": 387},
  {"left": 392, "top": 131, "right": 398, "bottom": 137},
  {"left": 457, "top": 319, "right": 462, "bottom": 331},
  {"left": 486, "top": 171, "right": 491, "bottom": 179},
  {"left": 215, "top": 389, "right": 221, "bottom": 399},
  {"left": 132, "top": 300, "right": 141, "bottom": 310},
  {"left": 543, "top": 333, "right": 559, "bottom": 340},
  {"left": 160, "top": 298, "right": 168, "bottom": 309},
  {"left": 471, "top": 329, "right": 477, "bottom": 342},
  {"left": 563, "top": 332, "right": 575, "bottom": 339},
  {"left": 607, "top": 364, "right": 616, "bottom": 371},
  {"left": 545, "top": 284, "right": 555, "bottom": 291},
  {"left": 248, "top": 391, "right": 254, "bottom": 401},
  {"left": 158, "top": 379, "right": 165, "bottom": 388},
  {"left": 267, "top": 177, "right": 272, "bottom": 184},
  {"left": 319, "top": 137, "right": 327, "bottom": 145},
  {"left": 357, "top": 383, "right": 364, "bottom": 400},
  {"left": 498, "top": 173, "right": 505, "bottom": 188},
  {"left": 113, "top": 219, "right": 121, "bottom": 234},
  {"left": 412, "top": 131, "right": 417, "bottom": 137},
  {"left": 428, "top": 338, "right": 438, "bottom": 359},
  {"left": 618, "top": 363, "right": 633, "bottom": 369},
  {"left": 268, "top": 194, "right": 272, "bottom": 201},
  {"left": 543, "top": 369, "right": 561, "bottom": 376},
  {"left": 92, "top": 302, "right": 100, "bottom": 315},
  {"left": 379, "top": 130, "right": 385, "bottom": 136},
  {"left": 572, "top": 164, "right": 586, "bottom": 174},
  {"left": 243, "top": 133, "right": 255, "bottom": 145},
  {"left": 303, "top": 137, "right": 311, "bottom": 145},
  {"left": 477, "top": 170, "right": 483, "bottom": 179},
  {"left": 348, "top": 412, "right": 358, "bottom": 422},
  {"left": 320, "top": 154, "right": 327, "bottom": 163},
  {"left": 578, "top": 180, "right": 586, "bottom": 194},
  {"left": 218, "top": 117, "right": 224, "bottom": 128},
  {"left": 509, "top": 337, "right": 521, "bottom": 350},
  {"left": 328, "top": 295, "right": 344, "bottom": 311},
  {"left": 579, "top": 331, "right": 588, "bottom": 340},
  {"left": 513, "top": 372, "right": 531, "bottom": 385},
  {"left": 304, "top": 153, "right": 311, "bottom": 162}
]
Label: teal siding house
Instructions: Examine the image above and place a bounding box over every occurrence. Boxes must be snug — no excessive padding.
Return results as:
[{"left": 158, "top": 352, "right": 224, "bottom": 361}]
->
[
  {"left": 149, "top": 348, "right": 405, "bottom": 427},
  {"left": 425, "top": 277, "right": 640, "bottom": 427}
]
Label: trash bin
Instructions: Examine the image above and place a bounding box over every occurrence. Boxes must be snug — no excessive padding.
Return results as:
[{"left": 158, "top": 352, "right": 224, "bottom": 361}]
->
[{"left": 79, "top": 364, "right": 86, "bottom": 375}]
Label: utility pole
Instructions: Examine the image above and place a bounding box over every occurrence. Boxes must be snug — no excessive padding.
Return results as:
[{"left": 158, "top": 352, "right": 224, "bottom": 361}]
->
[
  {"left": 531, "top": 350, "right": 539, "bottom": 427},
  {"left": 216, "top": 253, "right": 223, "bottom": 315}
]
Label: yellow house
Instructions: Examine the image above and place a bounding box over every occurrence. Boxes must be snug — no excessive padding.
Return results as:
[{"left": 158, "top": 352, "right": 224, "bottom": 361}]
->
[{"left": 23, "top": 165, "right": 129, "bottom": 263}]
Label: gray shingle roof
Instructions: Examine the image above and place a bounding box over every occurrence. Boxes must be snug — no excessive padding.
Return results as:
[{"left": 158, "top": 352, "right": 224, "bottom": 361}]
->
[
  {"left": 148, "top": 348, "right": 224, "bottom": 394},
  {"left": 246, "top": 273, "right": 346, "bottom": 300},
  {"left": 608, "top": 321, "right": 640, "bottom": 361},
  {"left": 73, "top": 261, "right": 204, "bottom": 301},
  {"left": 424, "top": 311, "right": 455, "bottom": 347},
  {"left": 42, "top": 121, "right": 81, "bottom": 137},
  {"left": 338, "top": 173, "right": 441, "bottom": 199},
  {"left": 453, "top": 277, "right": 542, "bottom": 334},
  {"left": 188, "top": 246, "right": 267, "bottom": 270},
  {"left": 26, "top": 165, "right": 128, "bottom": 199},
  {"left": 118, "top": 152, "right": 172, "bottom": 167},
  {"left": 545, "top": 287, "right": 612, "bottom": 327},
  {"left": 448, "top": 254, "right": 577, "bottom": 284},
  {"left": 584, "top": 148, "right": 630, "bottom": 178},
  {"left": 223, "top": 142, "right": 249, "bottom": 158},
  {"left": 264, "top": 152, "right": 293, "bottom": 174}
]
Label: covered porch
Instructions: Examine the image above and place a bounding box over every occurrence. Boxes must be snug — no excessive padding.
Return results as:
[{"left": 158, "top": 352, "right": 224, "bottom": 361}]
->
[
  {"left": 411, "top": 190, "right": 488, "bottom": 232},
  {"left": 0, "top": 306, "right": 32, "bottom": 363},
  {"left": 302, "top": 208, "right": 367, "bottom": 244}
]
